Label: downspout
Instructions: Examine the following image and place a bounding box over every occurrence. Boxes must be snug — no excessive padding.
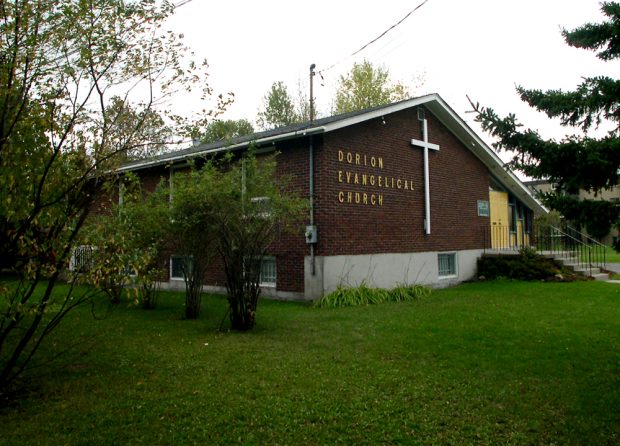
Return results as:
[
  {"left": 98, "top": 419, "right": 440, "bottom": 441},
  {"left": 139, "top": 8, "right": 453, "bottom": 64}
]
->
[{"left": 309, "top": 63, "right": 316, "bottom": 275}]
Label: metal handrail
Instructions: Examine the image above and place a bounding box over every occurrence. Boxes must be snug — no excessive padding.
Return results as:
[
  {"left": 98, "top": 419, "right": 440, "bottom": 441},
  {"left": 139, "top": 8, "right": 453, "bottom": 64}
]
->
[
  {"left": 536, "top": 224, "right": 608, "bottom": 275},
  {"left": 563, "top": 224, "right": 607, "bottom": 267},
  {"left": 482, "top": 222, "right": 606, "bottom": 277}
]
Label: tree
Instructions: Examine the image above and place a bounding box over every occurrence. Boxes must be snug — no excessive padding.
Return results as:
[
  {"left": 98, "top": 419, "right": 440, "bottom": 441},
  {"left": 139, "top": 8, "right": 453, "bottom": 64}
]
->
[
  {"left": 0, "top": 0, "right": 221, "bottom": 395},
  {"left": 333, "top": 60, "right": 410, "bottom": 114},
  {"left": 469, "top": 2, "right": 620, "bottom": 240},
  {"left": 215, "top": 153, "right": 305, "bottom": 331},
  {"left": 82, "top": 175, "right": 170, "bottom": 309},
  {"left": 256, "top": 81, "right": 302, "bottom": 130},
  {"left": 164, "top": 152, "right": 305, "bottom": 329},
  {"left": 105, "top": 97, "right": 173, "bottom": 160},
  {"left": 201, "top": 119, "right": 254, "bottom": 144},
  {"left": 168, "top": 164, "right": 221, "bottom": 319}
]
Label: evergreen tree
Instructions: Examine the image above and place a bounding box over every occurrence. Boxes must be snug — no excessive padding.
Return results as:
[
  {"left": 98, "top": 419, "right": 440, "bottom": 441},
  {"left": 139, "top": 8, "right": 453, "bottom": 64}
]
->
[{"left": 470, "top": 2, "right": 620, "bottom": 240}]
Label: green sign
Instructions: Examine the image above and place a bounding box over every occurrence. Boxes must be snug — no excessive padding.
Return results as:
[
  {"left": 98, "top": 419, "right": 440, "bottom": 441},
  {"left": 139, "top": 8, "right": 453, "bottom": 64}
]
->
[{"left": 477, "top": 200, "right": 490, "bottom": 217}]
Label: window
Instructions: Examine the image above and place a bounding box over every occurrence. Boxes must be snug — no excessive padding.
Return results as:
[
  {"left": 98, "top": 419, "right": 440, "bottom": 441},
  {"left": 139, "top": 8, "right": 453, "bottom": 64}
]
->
[
  {"left": 438, "top": 253, "right": 457, "bottom": 278},
  {"left": 259, "top": 256, "right": 276, "bottom": 286},
  {"left": 251, "top": 196, "right": 272, "bottom": 218},
  {"left": 69, "top": 245, "right": 95, "bottom": 272},
  {"left": 170, "top": 255, "right": 192, "bottom": 280}
]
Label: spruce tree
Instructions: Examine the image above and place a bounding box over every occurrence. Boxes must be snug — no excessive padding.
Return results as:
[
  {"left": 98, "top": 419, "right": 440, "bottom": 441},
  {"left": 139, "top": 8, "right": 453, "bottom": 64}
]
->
[{"left": 471, "top": 2, "right": 620, "bottom": 240}]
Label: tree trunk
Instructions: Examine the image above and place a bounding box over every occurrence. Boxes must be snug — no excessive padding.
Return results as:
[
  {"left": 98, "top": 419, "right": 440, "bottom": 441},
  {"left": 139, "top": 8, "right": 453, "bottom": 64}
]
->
[
  {"left": 185, "top": 284, "right": 201, "bottom": 319},
  {"left": 228, "top": 291, "right": 256, "bottom": 331}
]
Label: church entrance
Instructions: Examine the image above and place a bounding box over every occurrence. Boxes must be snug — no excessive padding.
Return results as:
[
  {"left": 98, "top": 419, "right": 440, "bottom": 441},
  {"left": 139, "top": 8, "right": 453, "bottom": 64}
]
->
[{"left": 489, "top": 190, "right": 509, "bottom": 249}]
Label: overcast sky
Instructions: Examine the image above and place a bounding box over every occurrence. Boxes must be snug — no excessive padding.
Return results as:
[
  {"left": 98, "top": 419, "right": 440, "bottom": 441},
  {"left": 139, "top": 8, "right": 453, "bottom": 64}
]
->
[{"left": 165, "top": 0, "right": 615, "bottom": 142}]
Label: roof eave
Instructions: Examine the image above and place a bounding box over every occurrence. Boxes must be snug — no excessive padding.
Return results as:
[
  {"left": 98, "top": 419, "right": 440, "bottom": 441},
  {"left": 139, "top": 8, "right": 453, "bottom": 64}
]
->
[{"left": 116, "top": 125, "right": 327, "bottom": 173}]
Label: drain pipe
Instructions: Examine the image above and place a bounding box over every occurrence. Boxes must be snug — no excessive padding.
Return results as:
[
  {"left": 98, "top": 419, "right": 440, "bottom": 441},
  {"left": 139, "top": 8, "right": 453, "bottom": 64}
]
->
[{"left": 309, "top": 63, "right": 316, "bottom": 275}]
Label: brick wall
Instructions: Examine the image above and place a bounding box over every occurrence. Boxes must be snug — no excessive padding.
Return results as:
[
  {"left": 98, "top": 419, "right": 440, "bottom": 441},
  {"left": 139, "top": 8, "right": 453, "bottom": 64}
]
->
[
  {"left": 314, "top": 107, "right": 490, "bottom": 257},
  {"left": 269, "top": 140, "right": 311, "bottom": 293}
]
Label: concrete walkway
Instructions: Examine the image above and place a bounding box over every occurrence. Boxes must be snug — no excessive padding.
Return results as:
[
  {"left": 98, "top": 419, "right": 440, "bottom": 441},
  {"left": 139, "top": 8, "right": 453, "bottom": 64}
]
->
[
  {"left": 605, "top": 263, "right": 620, "bottom": 274},
  {"left": 603, "top": 263, "right": 620, "bottom": 283}
]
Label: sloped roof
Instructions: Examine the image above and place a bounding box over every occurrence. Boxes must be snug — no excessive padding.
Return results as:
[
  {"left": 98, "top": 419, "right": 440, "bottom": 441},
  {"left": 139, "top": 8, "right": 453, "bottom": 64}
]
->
[{"left": 118, "top": 93, "right": 546, "bottom": 214}]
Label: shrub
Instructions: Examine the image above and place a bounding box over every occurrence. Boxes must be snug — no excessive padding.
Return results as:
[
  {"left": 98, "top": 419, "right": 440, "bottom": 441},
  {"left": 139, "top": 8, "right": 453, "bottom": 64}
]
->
[{"left": 477, "top": 248, "right": 561, "bottom": 281}]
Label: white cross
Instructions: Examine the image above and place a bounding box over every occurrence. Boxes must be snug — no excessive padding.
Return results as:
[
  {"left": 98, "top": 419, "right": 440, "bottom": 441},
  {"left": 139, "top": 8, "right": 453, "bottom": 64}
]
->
[{"left": 411, "top": 119, "right": 440, "bottom": 235}]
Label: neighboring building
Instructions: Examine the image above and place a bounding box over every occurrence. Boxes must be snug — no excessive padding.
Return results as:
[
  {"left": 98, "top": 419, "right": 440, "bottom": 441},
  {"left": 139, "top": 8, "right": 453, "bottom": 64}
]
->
[
  {"left": 526, "top": 179, "right": 619, "bottom": 244},
  {"left": 116, "top": 94, "right": 545, "bottom": 300},
  {"left": 524, "top": 179, "right": 555, "bottom": 199}
]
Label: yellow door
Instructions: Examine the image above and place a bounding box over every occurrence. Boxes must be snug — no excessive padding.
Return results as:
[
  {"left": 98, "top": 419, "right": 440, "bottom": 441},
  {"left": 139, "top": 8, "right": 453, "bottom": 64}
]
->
[
  {"left": 489, "top": 190, "right": 509, "bottom": 249},
  {"left": 516, "top": 220, "right": 524, "bottom": 247}
]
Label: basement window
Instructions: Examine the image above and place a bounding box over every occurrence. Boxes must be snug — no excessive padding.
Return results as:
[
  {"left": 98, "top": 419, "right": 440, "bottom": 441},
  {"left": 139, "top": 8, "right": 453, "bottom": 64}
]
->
[
  {"left": 260, "top": 256, "right": 277, "bottom": 286},
  {"left": 438, "top": 253, "right": 457, "bottom": 278},
  {"left": 170, "top": 255, "right": 192, "bottom": 280}
]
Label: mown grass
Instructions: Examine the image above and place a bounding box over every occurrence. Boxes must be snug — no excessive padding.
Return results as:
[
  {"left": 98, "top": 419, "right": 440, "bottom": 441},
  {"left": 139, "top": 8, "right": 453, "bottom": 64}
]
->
[
  {"left": 579, "top": 244, "right": 620, "bottom": 264},
  {"left": 1, "top": 280, "right": 619, "bottom": 445},
  {"left": 602, "top": 244, "right": 620, "bottom": 263}
]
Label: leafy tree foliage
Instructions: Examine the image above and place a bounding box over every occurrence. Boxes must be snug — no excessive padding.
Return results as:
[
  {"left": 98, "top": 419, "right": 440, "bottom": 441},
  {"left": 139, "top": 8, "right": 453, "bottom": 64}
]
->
[
  {"left": 470, "top": 2, "right": 620, "bottom": 239},
  {"left": 0, "top": 0, "right": 220, "bottom": 395},
  {"left": 168, "top": 164, "right": 221, "bottom": 319},
  {"left": 105, "top": 97, "right": 173, "bottom": 160},
  {"left": 163, "top": 153, "right": 305, "bottom": 329},
  {"left": 334, "top": 60, "right": 410, "bottom": 114},
  {"left": 256, "top": 81, "right": 303, "bottom": 130},
  {"left": 201, "top": 119, "right": 254, "bottom": 144},
  {"left": 214, "top": 154, "right": 305, "bottom": 331},
  {"left": 82, "top": 175, "right": 170, "bottom": 309}
]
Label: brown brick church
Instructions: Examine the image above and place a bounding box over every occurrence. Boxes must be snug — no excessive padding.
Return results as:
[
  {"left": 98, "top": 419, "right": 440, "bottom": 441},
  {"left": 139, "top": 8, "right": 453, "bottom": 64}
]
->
[{"left": 118, "top": 94, "right": 545, "bottom": 300}]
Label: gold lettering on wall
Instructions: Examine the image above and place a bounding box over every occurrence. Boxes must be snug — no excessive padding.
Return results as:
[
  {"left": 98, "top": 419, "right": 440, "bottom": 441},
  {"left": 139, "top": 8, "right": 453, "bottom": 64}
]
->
[{"left": 337, "top": 149, "right": 413, "bottom": 206}]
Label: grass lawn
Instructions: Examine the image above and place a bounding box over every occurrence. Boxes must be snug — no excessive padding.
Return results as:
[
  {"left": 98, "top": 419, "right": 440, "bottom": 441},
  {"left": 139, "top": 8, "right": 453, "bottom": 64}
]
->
[
  {"left": 1, "top": 280, "right": 619, "bottom": 445},
  {"left": 603, "top": 244, "right": 620, "bottom": 263}
]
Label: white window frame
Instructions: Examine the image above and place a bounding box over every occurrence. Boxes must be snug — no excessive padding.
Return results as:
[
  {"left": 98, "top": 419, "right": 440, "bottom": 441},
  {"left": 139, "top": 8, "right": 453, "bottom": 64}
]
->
[
  {"left": 259, "top": 256, "right": 276, "bottom": 287},
  {"left": 170, "top": 255, "right": 192, "bottom": 281},
  {"left": 250, "top": 196, "right": 272, "bottom": 218},
  {"left": 69, "top": 245, "right": 96, "bottom": 272},
  {"left": 438, "top": 252, "right": 458, "bottom": 279}
]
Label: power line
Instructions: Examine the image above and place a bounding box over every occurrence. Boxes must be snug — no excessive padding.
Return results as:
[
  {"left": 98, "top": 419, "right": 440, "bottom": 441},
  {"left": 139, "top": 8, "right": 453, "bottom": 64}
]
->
[
  {"left": 51, "top": 0, "right": 195, "bottom": 64},
  {"left": 318, "top": 0, "right": 431, "bottom": 75},
  {"left": 174, "top": 0, "right": 194, "bottom": 8}
]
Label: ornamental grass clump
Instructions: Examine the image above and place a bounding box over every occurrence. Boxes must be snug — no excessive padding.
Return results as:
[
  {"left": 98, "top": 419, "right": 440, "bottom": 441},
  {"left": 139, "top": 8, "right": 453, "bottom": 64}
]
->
[
  {"left": 388, "top": 283, "right": 432, "bottom": 301},
  {"left": 314, "top": 282, "right": 430, "bottom": 308}
]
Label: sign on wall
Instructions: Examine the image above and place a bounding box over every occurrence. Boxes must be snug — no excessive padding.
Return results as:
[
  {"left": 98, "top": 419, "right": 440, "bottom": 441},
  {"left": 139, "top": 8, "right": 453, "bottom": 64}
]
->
[
  {"left": 336, "top": 150, "right": 414, "bottom": 207},
  {"left": 477, "top": 200, "right": 490, "bottom": 217}
]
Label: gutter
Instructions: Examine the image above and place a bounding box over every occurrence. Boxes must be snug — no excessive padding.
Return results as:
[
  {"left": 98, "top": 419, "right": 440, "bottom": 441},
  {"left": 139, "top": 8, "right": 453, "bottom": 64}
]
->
[{"left": 116, "top": 126, "right": 327, "bottom": 173}]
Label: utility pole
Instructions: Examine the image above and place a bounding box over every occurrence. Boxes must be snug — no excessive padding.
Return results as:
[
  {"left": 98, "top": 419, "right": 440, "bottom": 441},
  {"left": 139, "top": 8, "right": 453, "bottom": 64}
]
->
[{"left": 309, "top": 64, "right": 316, "bottom": 122}]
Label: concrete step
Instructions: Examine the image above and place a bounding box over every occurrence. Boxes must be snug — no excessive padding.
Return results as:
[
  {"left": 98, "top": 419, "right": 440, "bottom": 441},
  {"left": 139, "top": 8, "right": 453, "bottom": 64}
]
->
[
  {"left": 549, "top": 255, "right": 605, "bottom": 278},
  {"left": 572, "top": 267, "right": 601, "bottom": 276},
  {"left": 554, "top": 257, "right": 579, "bottom": 266}
]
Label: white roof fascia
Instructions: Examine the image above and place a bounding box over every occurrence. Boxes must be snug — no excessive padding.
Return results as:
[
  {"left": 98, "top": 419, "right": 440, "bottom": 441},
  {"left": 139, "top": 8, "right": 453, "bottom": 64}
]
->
[
  {"left": 319, "top": 94, "right": 438, "bottom": 134},
  {"left": 116, "top": 126, "right": 327, "bottom": 173}
]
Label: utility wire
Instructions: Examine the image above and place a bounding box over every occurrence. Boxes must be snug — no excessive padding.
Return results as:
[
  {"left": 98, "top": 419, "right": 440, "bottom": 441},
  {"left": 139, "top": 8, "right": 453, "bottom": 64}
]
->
[
  {"left": 51, "top": 0, "right": 195, "bottom": 63},
  {"left": 319, "top": 0, "right": 430, "bottom": 75},
  {"left": 173, "top": 0, "right": 194, "bottom": 8}
]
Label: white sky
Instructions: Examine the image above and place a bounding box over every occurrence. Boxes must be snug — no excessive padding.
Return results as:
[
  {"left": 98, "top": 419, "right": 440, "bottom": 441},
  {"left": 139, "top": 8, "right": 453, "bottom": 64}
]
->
[{"left": 166, "top": 0, "right": 615, "bottom": 142}]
